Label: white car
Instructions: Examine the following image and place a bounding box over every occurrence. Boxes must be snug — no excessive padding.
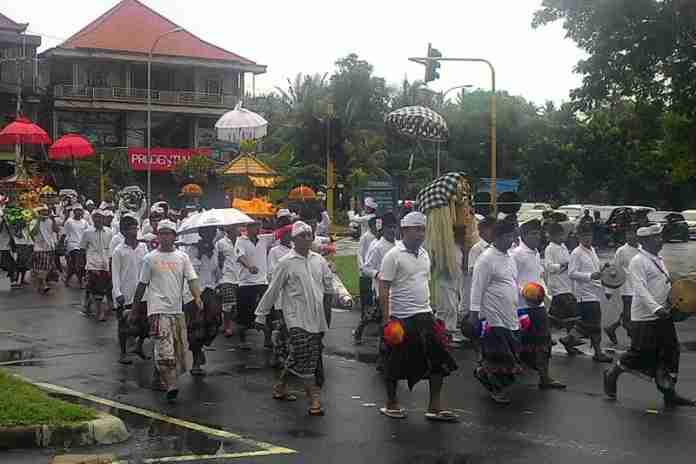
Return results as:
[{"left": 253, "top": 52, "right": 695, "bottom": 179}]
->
[{"left": 681, "top": 210, "right": 696, "bottom": 239}]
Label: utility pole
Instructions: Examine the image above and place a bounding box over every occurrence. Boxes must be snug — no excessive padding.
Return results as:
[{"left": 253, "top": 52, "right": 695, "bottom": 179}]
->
[{"left": 326, "top": 103, "right": 335, "bottom": 221}]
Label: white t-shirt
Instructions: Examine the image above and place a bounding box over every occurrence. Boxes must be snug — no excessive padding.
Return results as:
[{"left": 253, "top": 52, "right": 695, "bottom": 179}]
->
[
  {"left": 139, "top": 249, "right": 197, "bottom": 316},
  {"left": 379, "top": 242, "right": 433, "bottom": 319},
  {"left": 63, "top": 218, "right": 89, "bottom": 252},
  {"left": 216, "top": 236, "right": 240, "bottom": 285},
  {"left": 235, "top": 234, "right": 274, "bottom": 286},
  {"left": 112, "top": 242, "right": 148, "bottom": 305}
]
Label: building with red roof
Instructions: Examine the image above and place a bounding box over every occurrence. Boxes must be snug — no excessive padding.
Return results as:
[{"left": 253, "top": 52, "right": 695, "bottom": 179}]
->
[{"left": 39, "top": 0, "right": 266, "bottom": 164}]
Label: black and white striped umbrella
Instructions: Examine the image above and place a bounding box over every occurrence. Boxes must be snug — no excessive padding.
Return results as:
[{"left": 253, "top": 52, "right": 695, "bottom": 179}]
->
[{"left": 385, "top": 106, "right": 448, "bottom": 143}]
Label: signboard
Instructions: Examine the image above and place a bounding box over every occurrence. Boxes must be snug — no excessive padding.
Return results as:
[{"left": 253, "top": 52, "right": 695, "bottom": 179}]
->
[
  {"left": 361, "top": 179, "right": 398, "bottom": 211},
  {"left": 477, "top": 178, "right": 520, "bottom": 193},
  {"left": 128, "top": 148, "right": 212, "bottom": 172}
]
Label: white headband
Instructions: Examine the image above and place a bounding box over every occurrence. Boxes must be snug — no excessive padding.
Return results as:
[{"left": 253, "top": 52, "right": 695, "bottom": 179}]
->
[{"left": 291, "top": 221, "right": 313, "bottom": 237}]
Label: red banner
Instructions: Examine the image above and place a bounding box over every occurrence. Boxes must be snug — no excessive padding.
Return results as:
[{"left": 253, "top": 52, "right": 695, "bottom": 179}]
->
[{"left": 128, "top": 147, "right": 212, "bottom": 172}]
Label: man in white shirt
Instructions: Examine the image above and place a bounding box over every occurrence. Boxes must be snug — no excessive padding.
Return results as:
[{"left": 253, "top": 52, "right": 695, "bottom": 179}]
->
[
  {"left": 265, "top": 224, "right": 293, "bottom": 366},
  {"left": 511, "top": 219, "right": 565, "bottom": 390},
  {"left": 568, "top": 222, "right": 612, "bottom": 362},
  {"left": 112, "top": 215, "right": 149, "bottom": 365},
  {"left": 545, "top": 222, "right": 583, "bottom": 354},
  {"left": 81, "top": 210, "right": 114, "bottom": 321},
  {"left": 354, "top": 214, "right": 395, "bottom": 345},
  {"left": 356, "top": 217, "right": 378, "bottom": 338},
  {"left": 348, "top": 197, "right": 378, "bottom": 236},
  {"left": 216, "top": 224, "right": 240, "bottom": 337},
  {"left": 604, "top": 224, "right": 640, "bottom": 344},
  {"left": 379, "top": 212, "right": 458, "bottom": 422},
  {"left": 255, "top": 221, "right": 334, "bottom": 416},
  {"left": 235, "top": 220, "right": 274, "bottom": 348},
  {"left": 30, "top": 205, "right": 59, "bottom": 295},
  {"left": 183, "top": 226, "right": 221, "bottom": 376},
  {"left": 604, "top": 224, "right": 695, "bottom": 407},
  {"left": 133, "top": 219, "right": 203, "bottom": 403},
  {"left": 63, "top": 204, "right": 89, "bottom": 288},
  {"left": 470, "top": 220, "right": 522, "bottom": 404}
]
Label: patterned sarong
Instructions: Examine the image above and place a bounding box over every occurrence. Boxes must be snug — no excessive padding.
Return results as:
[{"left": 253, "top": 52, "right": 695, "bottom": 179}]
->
[
  {"left": 286, "top": 328, "right": 324, "bottom": 379},
  {"left": 149, "top": 313, "right": 189, "bottom": 375}
]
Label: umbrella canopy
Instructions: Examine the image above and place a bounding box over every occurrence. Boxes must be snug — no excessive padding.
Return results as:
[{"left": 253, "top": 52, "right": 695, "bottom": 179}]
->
[
  {"left": 0, "top": 117, "right": 51, "bottom": 145},
  {"left": 178, "top": 208, "right": 254, "bottom": 235},
  {"left": 215, "top": 102, "right": 268, "bottom": 143},
  {"left": 288, "top": 185, "right": 316, "bottom": 201},
  {"left": 48, "top": 134, "right": 95, "bottom": 161},
  {"left": 385, "top": 106, "right": 448, "bottom": 143}
]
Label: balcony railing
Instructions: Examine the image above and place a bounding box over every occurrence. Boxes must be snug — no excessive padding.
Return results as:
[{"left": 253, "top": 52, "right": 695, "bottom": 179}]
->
[{"left": 54, "top": 85, "right": 239, "bottom": 108}]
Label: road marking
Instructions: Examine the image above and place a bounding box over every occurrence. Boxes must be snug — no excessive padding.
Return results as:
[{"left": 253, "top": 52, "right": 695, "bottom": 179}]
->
[
  {"left": 0, "top": 351, "right": 97, "bottom": 366},
  {"left": 112, "top": 450, "right": 292, "bottom": 463},
  {"left": 17, "top": 376, "right": 296, "bottom": 458}
]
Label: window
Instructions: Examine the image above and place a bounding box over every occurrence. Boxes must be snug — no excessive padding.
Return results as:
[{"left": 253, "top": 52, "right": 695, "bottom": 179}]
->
[
  {"left": 205, "top": 78, "right": 221, "bottom": 95},
  {"left": 88, "top": 69, "right": 107, "bottom": 88}
]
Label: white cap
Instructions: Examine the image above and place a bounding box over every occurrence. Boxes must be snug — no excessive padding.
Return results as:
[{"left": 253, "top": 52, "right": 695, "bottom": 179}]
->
[
  {"left": 475, "top": 214, "right": 484, "bottom": 221},
  {"left": 364, "top": 197, "right": 378, "bottom": 209},
  {"left": 151, "top": 206, "right": 165, "bottom": 215},
  {"left": 72, "top": 204, "right": 84, "bottom": 210},
  {"left": 101, "top": 209, "right": 114, "bottom": 217},
  {"left": 277, "top": 208, "right": 292, "bottom": 218},
  {"left": 157, "top": 219, "right": 177, "bottom": 233},
  {"left": 85, "top": 200, "right": 94, "bottom": 206},
  {"left": 291, "top": 221, "right": 313, "bottom": 237},
  {"left": 637, "top": 224, "right": 663, "bottom": 237},
  {"left": 400, "top": 211, "right": 427, "bottom": 228}
]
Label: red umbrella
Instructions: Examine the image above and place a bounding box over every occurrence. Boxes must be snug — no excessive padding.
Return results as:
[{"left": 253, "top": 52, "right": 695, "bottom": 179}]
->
[
  {"left": 48, "top": 134, "right": 95, "bottom": 160},
  {"left": 0, "top": 117, "right": 51, "bottom": 145}
]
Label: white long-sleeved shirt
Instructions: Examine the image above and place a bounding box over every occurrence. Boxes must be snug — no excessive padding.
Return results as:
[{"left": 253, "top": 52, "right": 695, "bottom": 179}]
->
[
  {"left": 255, "top": 250, "right": 333, "bottom": 333},
  {"left": 544, "top": 241, "right": 572, "bottom": 296},
  {"left": 80, "top": 227, "right": 113, "bottom": 271},
  {"left": 267, "top": 243, "right": 292, "bottom": 309},
  {"left": 510, "top": 240, "right": 544, "bottom": 309},
  {"left": 363, "top": 237, "right": 397, "bottom": 296},
  {"left": 467, "top": 239, "right": 489, "bottom": 273},
  {"left": 568, "top": 244, "right": 602, "bottom": 303},
  {"left": 470, "top": 246, "right": 519, "bottom": 330},
  {"left": 111, "top": 242, "right": 148, "bottom": 305},
  {"left": 348, "top": 211, "right": 376, "bottom": 236},
  {"left": 63, "top": 218, "right": 89, "bottom": 252},
  {"left": 109, "top": 233, "right": 124, "bottom": 258},
  {"left": 629, "top": 250, "right": 670, "bottom": 322},
  {"left": 613, "top": 243, "right": 640, "bottom": 297},
  {"left": 357, "top": 230, "right": 376, "bottom": 275}
]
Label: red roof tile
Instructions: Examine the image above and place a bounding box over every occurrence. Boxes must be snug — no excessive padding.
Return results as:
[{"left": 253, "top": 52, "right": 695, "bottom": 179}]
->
[
  {"left": 59, "top": 0, "right": 257, "bottom": 65},
  {"left": 0, "top": 12, "right": 28, "bottom": 32}
]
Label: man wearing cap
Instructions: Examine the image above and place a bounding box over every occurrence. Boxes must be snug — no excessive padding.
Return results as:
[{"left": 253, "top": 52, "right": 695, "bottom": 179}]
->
[
  {"left": 255, "top": 221, "right": 334, "bottom": 416},
  {"left": 604, "top": 224, "right": 640, "bottom": 344},
  {"left": 354, "top": 212, "right": 397, "bottom": 346},
  {"left": 63, "top": 204, "right": 89, "bottom": 288},
  {"left": 81, "top": 210, "right": 114, "bottom": 320},
  {"left": 276, "top": 208, "right": 293, "bottom": 228},
  {"left": 84, "top": 200, "right": 95, "bottom": 226},
  {"left": 216, "top": 224, "right": 241, "bottom": 337},
  {"left": 569, "top": 222, "right": 613, "bottom": 362},
  {"left": 379, "top": 212, "right": 458, "bottom": 421},
  {"left": 235, "top": 220, "right": 275, "bottom": 348},
  {"left": 133, "top": 219, "right": 203, "bottom": 403},
  {"left": 604, "top": 224, "right": 695, "bottom": 407},
  {"left": 348, "top": 197, "right": 378, "bottom": 236},
  {"left": 470, "top": 219, "right": 522, "bottom": 404},
  {"left": 30, "top": 205, "right": 60, "bottom": 294},
  {"left": 511, "top": 219, "right": 565, "bottom": 390}
]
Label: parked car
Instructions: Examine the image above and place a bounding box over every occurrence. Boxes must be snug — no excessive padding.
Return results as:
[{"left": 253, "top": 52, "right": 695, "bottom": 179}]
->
[
  {"left": 681, "top": 210, "right": 696, "bottom": 239},
  {"left": 647, "top": 211, "right": 689, "bottom": 242}
]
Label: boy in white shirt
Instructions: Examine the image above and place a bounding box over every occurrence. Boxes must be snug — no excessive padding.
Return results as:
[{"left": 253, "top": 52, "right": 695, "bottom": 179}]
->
[
  {"left": 81, "top": 210, "right": 114, "bottom": 321},
  {"left": 62, "top": 204, "right": 89, "bottom": 288}
]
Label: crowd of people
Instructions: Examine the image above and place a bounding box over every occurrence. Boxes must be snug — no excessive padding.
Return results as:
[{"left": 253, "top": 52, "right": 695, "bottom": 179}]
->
[{"left": 0, "top": 190, "right": 693, "bottom": 419}]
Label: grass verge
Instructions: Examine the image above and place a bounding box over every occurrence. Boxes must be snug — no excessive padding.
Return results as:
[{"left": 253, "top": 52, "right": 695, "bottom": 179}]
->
[
  {"left": 333, "top": 254, "right": 359, "bottom": 296},
  {"left": 0, "top": 370, "right": 97, "bottom": 427}
]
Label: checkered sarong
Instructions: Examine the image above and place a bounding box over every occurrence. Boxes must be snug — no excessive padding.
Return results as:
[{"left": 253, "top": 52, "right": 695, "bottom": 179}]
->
[
  {"left": 416, "top": 172, "right": 468, "bottom": 214},
  {"left": 286, "top": 328, "right": 323, "bottom": 379},
  {"left": 32, "top": 250, "right": 55, "bottom": 273}
]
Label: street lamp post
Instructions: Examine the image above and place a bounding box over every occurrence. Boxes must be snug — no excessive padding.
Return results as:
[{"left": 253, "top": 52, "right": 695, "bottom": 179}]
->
[
  {"left": 147, "top": 27, "right": 183, "bottom": 208},
  {"left": 409, "top": 56, "right": 497, "bottom": 214}
]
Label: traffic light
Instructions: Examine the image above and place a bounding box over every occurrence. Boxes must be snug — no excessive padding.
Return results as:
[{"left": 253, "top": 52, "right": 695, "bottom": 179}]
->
[{"left": 424, "top": 43, "right": 442, "bottom": 83}]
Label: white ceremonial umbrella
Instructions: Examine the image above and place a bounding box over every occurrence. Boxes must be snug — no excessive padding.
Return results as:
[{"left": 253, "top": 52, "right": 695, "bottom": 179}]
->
[
  {"left": 177, "top": 208, "right": 254, "bottom": 235},
  {"left": 215, "top": 102, "right": 268, "bottom": 143}
]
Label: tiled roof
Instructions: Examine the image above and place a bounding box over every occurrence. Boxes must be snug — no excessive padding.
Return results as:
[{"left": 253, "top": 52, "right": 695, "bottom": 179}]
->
[
  {"left": 0, "top": 12, "right": 28, "bottom": 32},
  {"left": 59, "top": 0, "right": 257, "bottom": 64}
]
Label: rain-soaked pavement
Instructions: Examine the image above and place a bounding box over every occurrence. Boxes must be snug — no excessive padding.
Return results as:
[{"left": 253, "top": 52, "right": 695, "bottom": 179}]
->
[{"left": 2, "top": 241, "right": 696, "bottom": 463}]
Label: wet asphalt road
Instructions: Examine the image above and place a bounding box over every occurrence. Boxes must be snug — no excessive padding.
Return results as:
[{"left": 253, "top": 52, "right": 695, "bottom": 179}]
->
[{"left": 1, "top": 241, "right": 696, "bottom": 463}]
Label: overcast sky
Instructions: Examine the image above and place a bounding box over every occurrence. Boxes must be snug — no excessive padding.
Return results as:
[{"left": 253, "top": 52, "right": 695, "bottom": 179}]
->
[{"left": 2, "top": 0, "right": 585, "bottom": 105}]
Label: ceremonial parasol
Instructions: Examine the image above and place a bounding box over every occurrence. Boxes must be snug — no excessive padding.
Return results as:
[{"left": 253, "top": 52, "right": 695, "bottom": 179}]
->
[
  {"left": 177, "top": 208, "right": 254, "bottom": 235},
  {"left": 181, "top": 183, "right": 203, "bottom": 198},
  {"left": 288, "top": 185, "right": 316, "bottom": 201},
  {"left": 385, "top": 106, "right": 448, "bottom": 143},
  {"left": 0, "top": 117, "right": 51, "bottom": 145},
  {"left": 215, "top": 102, "right": 268, "bottom": 143},
  {"left": 48, "top": 134, "right": 95, "bottom": 161}
]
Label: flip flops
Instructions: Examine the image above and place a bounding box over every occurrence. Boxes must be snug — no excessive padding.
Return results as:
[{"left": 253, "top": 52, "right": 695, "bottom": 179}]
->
[
  {"left": 272, "top": 392, "right": 297, "bottom": 402},
  {"left": 379, "top": 407, "right": 407, "bottom": 419},
  {"left": 539, "top": 379, "right": 567, "bottom": 390},
  {"left": 425, "top": 410, "right": 459, "bottom": 423}
]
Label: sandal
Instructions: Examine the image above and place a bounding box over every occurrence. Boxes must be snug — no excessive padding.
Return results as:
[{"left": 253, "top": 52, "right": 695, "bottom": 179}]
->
[
  {"left": 379, "top": 407, "right": 407, "bottom": 419},
  {"left": 308, "top": 406, "right": 325, "bottom": 416},
  {"left": 273, "top": 392, "right": 298, "bottom": 401},
  {"left": 489, "top": 391, "right": 511, "bottom": 405},
  {"left": 425, "top": 410, "right": 459, "bottom": 422},
  {"left": 539, "top": 379, "right": 567, "bottom": 390}
]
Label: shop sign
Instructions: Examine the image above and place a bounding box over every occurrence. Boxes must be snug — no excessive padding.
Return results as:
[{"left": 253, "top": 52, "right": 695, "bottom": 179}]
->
[{"left": 128, "top": 147, "right": 212, "bottom": 172}]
